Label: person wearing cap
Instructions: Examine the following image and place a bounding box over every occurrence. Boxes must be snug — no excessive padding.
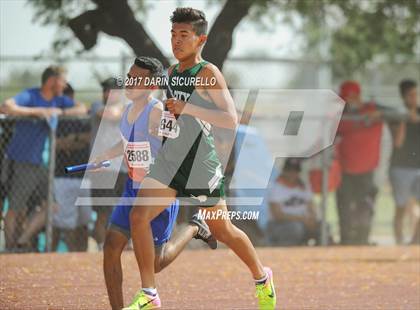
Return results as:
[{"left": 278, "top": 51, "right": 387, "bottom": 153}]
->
[
  {"left": 335, "top": 80, "right": 383, "bottom": 245},
  {"left": 266, "top": 158, "right": 322, "bottom": 246},
  {"left": 89, "top": 78, "right": 128, "bottom": 250}
]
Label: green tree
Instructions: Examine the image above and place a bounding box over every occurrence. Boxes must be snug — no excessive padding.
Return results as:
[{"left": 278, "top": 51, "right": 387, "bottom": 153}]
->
[{"left": 29, "top": 0, "right": 420, "bottom": 76}]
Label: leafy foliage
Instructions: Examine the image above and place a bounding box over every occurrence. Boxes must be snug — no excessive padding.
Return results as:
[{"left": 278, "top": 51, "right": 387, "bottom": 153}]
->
[{"left": 28, "top": 0, "right": 420, "bottom": 77}]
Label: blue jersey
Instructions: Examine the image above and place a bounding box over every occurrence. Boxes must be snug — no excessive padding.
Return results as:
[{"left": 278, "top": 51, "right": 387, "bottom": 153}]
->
[
  {"left": 119, "top": 99, "right": 162, "bottom": 186},
  {"left": 6, "top": 88, "right": 74, "bottom": 165},
  {"left": 110, "top": 98, "right": 179, "bottom": 245}
]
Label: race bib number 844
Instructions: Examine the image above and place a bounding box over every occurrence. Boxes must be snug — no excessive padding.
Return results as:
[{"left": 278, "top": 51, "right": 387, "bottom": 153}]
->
[{"left": 158, "top": 111, "right": 180, "bottom": 139}]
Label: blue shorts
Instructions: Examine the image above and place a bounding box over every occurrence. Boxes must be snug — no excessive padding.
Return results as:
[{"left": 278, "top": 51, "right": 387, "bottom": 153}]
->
[
  {"left": 109, "top": 179, "right": 179, "bottom": 246},
  {"left": 389, "top": 167, "right": 420, "bottom": 207}
]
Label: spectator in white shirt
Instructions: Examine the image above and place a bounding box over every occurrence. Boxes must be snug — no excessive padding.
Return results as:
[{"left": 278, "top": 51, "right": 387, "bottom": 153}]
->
[{"left": 266, "top": 158, "right": 321, "bottom": 246}]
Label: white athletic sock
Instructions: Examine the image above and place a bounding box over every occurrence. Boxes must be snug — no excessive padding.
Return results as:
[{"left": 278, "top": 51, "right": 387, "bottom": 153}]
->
[
  {"left": 255, "top": 272, "right": 268, "bottom": 285},
  {"left": 142, "top": 287, "right": 157, "bottom": 296}
]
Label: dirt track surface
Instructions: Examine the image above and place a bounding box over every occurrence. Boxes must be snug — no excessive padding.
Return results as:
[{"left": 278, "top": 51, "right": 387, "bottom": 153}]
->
[{"left": 1, "top": 246, "right": 419, "bottom": 310}]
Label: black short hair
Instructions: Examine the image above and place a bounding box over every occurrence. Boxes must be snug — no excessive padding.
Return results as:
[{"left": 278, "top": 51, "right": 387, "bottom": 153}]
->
[
  {"left": 399, "top": 79, "right": 417, "bottom": 97},
  {"left": 101, "top": 77, "right": 123, "bottom": 91},
  {"left": 283, "top": 158, "right": 302, "bottom": 172},
  {"left": 133, "top": 57, "right": 164, "bottom": 78},
  {"left": 63, "top": 83, "right": 74, "bottom": 97},
  {"left": 170, "top": 7, "right": 208, "bottom": 35}
]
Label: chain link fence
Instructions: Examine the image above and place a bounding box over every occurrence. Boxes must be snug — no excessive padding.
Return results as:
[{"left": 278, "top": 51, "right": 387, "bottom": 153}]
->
[
  {"left": 0, "top": 55, "right": 419, "bottom": 252},
  {"left": 0, "top": 114, "right": 127, "bottom": 253}
]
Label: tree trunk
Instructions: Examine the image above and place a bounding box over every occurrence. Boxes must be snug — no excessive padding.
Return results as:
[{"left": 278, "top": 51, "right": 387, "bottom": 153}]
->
[
  {"left": 203, "top": 0, "right": 253, "bottom": 69},
  {"left": 68, "top": 0, "right": 254, "bottom": 70},
  {"left": 68, "top": 0, "right": 170, "bottom": 67}
]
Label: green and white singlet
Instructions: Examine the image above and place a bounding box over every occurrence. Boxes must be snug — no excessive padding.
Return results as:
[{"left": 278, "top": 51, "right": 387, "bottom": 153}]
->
[{"left": 149, "top": 61, "right": 225, "bottom": 206}]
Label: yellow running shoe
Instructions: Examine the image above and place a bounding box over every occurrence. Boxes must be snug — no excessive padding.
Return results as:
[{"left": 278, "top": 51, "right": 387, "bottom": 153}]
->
[
  {"left": 122, "top": 289, "right": 161, "bottom": 309},
  {"left": 255, "top": 267, "right": 276, "bottom": 309}
]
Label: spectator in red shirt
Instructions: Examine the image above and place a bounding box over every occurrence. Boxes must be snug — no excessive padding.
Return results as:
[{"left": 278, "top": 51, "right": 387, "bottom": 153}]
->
[{"left": 336, "top": 81, "right": 383, "bottom": 245}]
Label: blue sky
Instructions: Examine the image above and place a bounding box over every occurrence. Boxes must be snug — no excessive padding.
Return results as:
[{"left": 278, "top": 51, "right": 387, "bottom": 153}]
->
[
  {"left": 0, "top": 0, "right": 297, "bottom": 58},
  {"left": 0, "top": 0, "right": 302, "bottom": 89}
]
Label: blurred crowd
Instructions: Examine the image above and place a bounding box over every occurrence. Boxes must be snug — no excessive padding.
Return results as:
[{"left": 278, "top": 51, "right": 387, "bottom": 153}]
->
[
  {"left": 0, "top": 66, "right": 128, "bottom": 252},
  {"left": 0, "top": 65, "right": 418, "bottom": 252},
  {"left": 335, "top": 80, "right": 419, "bottom": 246}
]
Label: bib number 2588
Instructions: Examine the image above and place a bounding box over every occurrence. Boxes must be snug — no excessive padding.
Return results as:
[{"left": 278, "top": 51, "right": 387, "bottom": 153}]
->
[{"left": 125, "top": 141, "right": 152, "bottom": 168}]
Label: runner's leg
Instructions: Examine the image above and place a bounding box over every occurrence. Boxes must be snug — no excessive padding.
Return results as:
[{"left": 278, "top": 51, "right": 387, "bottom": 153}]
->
[
  {"left": 202, "top": 201, "right": 265, "bottom": 280},
  {"left": 155, "top": 224, "right": 198, "bottom": 272},
  {"left": 129, "top": 177, "right": 177, "bottom": 288},
  {"left": 103, "top": 229, "right": 128, "bottom": 310}
]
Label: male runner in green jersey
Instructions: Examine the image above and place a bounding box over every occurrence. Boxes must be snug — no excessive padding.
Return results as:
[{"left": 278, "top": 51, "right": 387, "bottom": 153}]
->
[{"left": 124, "top": 8, "right": 276, "bottom": 310}]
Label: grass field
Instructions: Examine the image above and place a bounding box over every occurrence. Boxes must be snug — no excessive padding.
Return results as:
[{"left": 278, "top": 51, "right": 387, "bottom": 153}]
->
[
  {"left": 0, "top": 185, "right": 404, "bottom": 252},
  {"left": 320, "top": 188, "right": 399, "bottom": 244}
]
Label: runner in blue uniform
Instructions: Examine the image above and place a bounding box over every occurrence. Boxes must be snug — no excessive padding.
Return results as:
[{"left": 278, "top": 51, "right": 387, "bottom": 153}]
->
[{"left": 91, "top": 57, "right": 216, "bottom": 310}]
